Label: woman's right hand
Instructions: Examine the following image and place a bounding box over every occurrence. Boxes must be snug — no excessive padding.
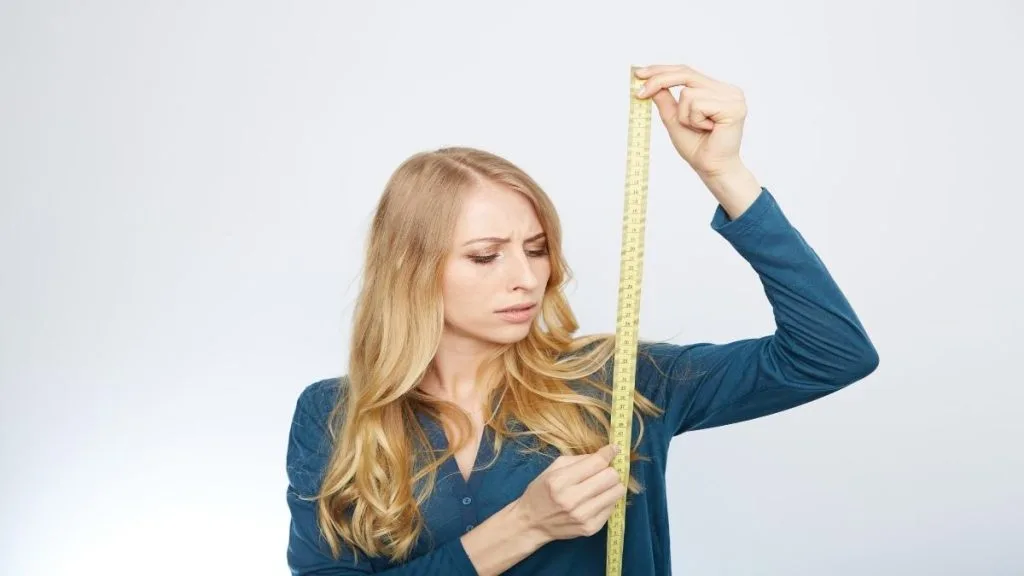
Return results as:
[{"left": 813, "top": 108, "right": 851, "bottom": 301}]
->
[{"left": 513, "top": 443, "right": 627, "bottom": 542}]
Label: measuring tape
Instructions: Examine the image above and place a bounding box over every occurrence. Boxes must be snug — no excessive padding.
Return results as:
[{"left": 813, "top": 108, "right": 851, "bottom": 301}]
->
[{"left": 605, "top": 66, "right": 653, "bottom": 576}]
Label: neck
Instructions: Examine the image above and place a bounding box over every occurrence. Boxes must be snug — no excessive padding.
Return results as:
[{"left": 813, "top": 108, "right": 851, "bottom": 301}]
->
[{"left": 421, "top": 330, "right": 498, "bottom": 410}]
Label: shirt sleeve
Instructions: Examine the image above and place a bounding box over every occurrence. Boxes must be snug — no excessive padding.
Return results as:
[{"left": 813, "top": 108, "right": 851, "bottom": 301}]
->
[
  {"left": 635, "top": 187, "right": 880, "bottom": 437},
  {"left": 286, "top": 380, "right": 479, "bottom": 576}
]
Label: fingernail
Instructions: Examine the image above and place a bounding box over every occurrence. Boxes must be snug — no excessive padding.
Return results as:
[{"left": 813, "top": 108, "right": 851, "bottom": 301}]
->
[
  {"left": 635, "top": 85, "right": 645, "bottom": 96},
  {"left": 612, "top": 444, "right": 621, "bottom": 455}
]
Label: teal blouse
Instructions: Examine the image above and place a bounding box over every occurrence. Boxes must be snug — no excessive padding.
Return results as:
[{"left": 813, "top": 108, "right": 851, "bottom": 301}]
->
[{"left": 285, "top": 187, "right": 880, "bottom": 574}]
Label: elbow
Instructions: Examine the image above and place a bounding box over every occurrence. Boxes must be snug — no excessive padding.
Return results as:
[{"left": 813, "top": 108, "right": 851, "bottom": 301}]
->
[
  {"left": 773, "top": 328, "right": 880, "bottom": 390},
  {"left": 835, "top": 337, "right": 879, "bottom": 386}
]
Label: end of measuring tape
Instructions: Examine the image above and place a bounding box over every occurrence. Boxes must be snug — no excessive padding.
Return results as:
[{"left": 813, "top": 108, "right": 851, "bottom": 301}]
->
[{"left": 605, "top": 65, "right": 653, "bottom": 576}]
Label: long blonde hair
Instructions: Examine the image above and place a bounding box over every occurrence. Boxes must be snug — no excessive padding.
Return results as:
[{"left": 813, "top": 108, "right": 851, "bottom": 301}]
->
[{"left": 315, "top": 146, "right": 662, "bottom": 563}]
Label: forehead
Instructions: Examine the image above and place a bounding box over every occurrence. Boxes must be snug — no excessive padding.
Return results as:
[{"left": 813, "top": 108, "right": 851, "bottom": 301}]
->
[{"left": 452, "top": 180, "right": 543, "bottom": 240}]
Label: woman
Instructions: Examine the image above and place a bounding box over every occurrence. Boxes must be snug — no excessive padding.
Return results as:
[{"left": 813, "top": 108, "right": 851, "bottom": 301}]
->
[{"left": 285, "top": 64, "right": 879, "bottom": 575}]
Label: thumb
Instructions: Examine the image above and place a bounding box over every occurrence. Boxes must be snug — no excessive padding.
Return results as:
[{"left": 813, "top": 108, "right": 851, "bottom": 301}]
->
[
  {"left": 598, "top": 442, "right": 620, "bottom": 464},
  {"left": 650, "top": 88, "right": 680, "bottom": 127}
]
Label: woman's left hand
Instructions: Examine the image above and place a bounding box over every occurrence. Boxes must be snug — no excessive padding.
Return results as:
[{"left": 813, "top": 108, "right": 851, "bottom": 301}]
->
[{"left": 634, "top": 64, "right": 747, "bottom": 178}]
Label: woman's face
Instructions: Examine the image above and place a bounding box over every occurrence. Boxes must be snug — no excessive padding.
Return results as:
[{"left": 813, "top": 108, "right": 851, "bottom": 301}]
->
[{"left": 441, "top": 181, "right": 551, "bottom": 346}]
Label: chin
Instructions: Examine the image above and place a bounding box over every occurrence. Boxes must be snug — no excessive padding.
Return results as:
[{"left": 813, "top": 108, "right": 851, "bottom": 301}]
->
[
  {"left": 443, "top": 319, "right": 533, "bottom": 347},
  {"left": 484, "top": 321, "right": 534, "bottom": 345}
]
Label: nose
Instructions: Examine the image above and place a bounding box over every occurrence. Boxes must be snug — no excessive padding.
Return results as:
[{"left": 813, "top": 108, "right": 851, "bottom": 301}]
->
[{"left": 508, "top": 249, "right": 541, "bottom": 292}]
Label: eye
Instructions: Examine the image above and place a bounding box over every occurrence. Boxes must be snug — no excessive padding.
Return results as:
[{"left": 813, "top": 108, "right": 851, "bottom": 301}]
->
[
  {"left": 469, "top": 254, "right": 499, "bottom": 264},
  {"left": 527, "top": 244, "right": 549, "bottom": 257},
  {"left": 468, "top": 244, "right": 548, "bottom": 265}
]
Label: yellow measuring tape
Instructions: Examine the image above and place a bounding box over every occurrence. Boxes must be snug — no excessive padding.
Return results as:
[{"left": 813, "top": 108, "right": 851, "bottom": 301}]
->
[{"left": 605, "top": 66, "right": 653, "bottom": 576}]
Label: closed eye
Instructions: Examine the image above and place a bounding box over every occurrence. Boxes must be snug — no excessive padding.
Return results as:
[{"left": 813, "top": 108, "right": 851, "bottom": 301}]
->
[{"left": 469, "top": 245, "right": 549, "bottom": 264}]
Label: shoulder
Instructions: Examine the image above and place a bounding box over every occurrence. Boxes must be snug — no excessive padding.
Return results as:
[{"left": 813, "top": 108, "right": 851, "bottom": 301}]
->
[
  {"left": 286, "top": 376, "right": 349, "bottom": 494},
  {"left": 294, "top": 375, "right": 348, "bottom": 418},
  {"left": 289, "top": 375, "right": 352, "bottom": 440}
]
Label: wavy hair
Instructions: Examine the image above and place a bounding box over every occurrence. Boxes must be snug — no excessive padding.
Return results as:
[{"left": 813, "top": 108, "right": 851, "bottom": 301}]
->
[{"left": 314, "top": 146, "right": 663, "bottom": 563}]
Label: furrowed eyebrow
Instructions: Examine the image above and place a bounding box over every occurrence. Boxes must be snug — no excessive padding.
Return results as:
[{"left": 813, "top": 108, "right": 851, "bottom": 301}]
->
[{"left": 462, "top": 232, "right": 546, "bottom": 246}]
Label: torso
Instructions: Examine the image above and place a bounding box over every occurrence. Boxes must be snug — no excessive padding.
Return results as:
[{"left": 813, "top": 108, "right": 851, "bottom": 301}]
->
[
  {"left": 311, "top": 375, "right": 673, "bottom": 575},
  {"left": 451, "top": 418, "right": 484, "bottom": 481}
]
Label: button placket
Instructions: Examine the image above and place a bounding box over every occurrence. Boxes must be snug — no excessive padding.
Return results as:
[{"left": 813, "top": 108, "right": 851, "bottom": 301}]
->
[{"left": 459, "top": 428, "right": 496, "bottom": 533}]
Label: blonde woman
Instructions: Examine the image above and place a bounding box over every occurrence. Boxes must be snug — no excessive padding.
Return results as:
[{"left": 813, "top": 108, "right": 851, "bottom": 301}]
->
[{"left": 285, "top": 64, "right": 879, "bottom": 575}]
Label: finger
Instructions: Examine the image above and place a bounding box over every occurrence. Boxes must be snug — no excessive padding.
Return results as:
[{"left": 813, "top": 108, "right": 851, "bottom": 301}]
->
[
  {"left": 573, "top": 479, "right": 628, "bottom": 522},
  {"left": 554, "top": 444, "right": 618, "bottom": 485},
  {"left": 636, "top": 68, "right": 715, "bottom": 96},
  {"left": 692, "top": 95, "right": 745, "bottom": 128},
  {"left": 561, "top": 465, "right": 621, "bottom": 509},
  {"left": 544, "top": 453, "right": 588, "bottom": 473},
  {"left": 678, "top": 89, "right": 718, "bottom": 131},
  {"left": 688, "top": 99, "right": 717, "bottom": 131},
  {"left": 650, "top": 88, "right": 680, "bottom": 125},
  {"left": 634, "top": 64, "right": 716, "bottom": 85}
]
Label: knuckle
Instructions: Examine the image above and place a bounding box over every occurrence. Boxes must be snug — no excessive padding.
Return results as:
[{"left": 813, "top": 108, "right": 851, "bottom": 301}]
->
[
  {"left": 552, "top": 491, "right": 571, "bottom": 510},
  {"left": 545, "top": 478, "right": 562, "bottom": 498}
]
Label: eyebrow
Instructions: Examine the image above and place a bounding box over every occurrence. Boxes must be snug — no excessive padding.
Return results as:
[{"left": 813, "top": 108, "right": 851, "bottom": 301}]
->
[{"left": 462, "top": 232, "right": 546, "bottom": 247}]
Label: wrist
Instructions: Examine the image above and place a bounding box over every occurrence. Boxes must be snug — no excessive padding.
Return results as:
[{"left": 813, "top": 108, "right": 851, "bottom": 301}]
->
[
  {"left": 696, "top": 157, "right": 746, "bottom": 180},
  {"left": 459, "top": 497, "right": 549, "bottom": 576},
  {"left": 506, "top": 497, "right": 550, "bottom": 551},
  {"left": 697, "top": 160, "right": 762, "bottom": 220}
]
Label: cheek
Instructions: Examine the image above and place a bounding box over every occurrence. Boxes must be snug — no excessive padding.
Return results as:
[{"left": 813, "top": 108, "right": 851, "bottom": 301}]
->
[
  {"left": 441, "top": 263, "right": 489, "bottom": 316},
  {"left": 532, "top": 258, "right": 552, "bottom": 291}
]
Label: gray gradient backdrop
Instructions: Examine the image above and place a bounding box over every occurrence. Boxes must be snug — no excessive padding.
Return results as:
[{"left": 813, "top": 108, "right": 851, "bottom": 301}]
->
[{"left": 2, "top": 1, "right": 1021, "bottom": 575}]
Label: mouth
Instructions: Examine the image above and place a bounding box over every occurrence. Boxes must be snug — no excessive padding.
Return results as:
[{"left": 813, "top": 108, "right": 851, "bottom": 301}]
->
[{"left": 496, "top": 303, "right": 536, "bottom": 313}]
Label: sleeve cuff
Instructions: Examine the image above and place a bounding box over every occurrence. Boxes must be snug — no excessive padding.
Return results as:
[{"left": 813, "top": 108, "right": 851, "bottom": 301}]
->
[
  {"left": 709, "top": 186, "right": 775, "bottom": 236},
  {"left": 711, "top": 186, "right": 795, "bottom": 251},
  {"left": 445, "top": 537, "right": 480, "bottom": 576}
]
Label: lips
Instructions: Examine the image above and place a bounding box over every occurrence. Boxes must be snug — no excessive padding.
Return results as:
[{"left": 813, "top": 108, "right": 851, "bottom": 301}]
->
[{"left": 496, "top": 303, "right": 535, "bottom": 313}]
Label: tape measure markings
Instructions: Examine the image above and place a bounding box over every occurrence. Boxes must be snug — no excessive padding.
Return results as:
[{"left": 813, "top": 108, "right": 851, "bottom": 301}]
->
[{"left": 605, "top": 66, "right": 653, "bottom": 576}]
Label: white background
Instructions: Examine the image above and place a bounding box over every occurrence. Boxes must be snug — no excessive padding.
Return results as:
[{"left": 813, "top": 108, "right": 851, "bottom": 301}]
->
[{"left": 2, "top": 1, "right": 1022, "bottom": 574}]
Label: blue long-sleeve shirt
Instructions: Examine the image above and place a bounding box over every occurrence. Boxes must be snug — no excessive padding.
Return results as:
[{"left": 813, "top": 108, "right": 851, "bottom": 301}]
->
[{"left": 285, "top": 187, "right": 880, "bottom": 575}]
